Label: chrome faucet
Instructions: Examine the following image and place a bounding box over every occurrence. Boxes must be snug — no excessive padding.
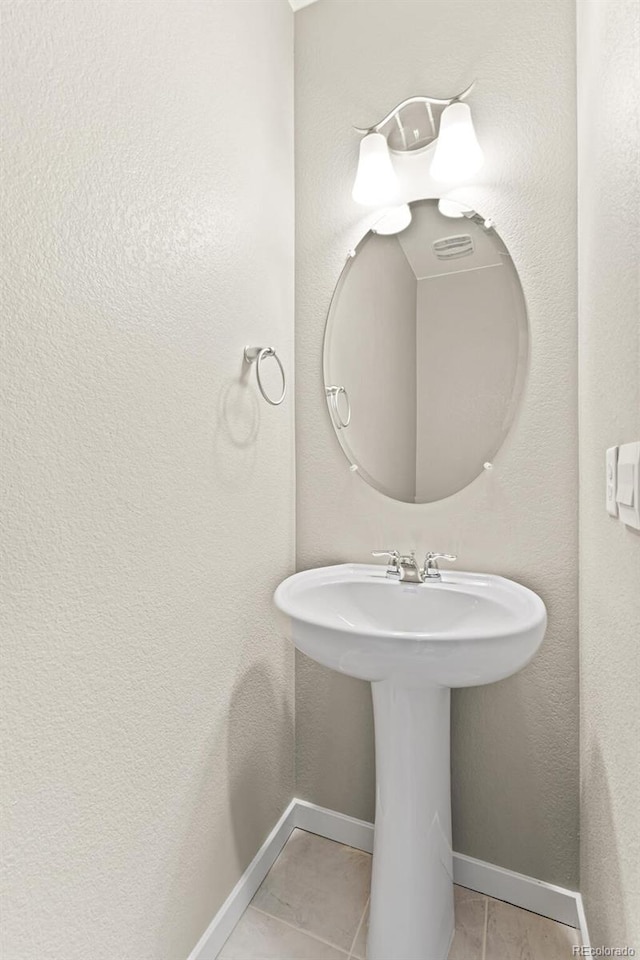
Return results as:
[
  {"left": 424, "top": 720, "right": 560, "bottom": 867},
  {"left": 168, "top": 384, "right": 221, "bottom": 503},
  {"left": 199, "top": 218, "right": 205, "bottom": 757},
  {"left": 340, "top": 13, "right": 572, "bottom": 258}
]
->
[
  {"left": 372, "top": 550, "right": 457, "bottom": 583},
  {"left": 422, "top": 552, "right": 457, "bottom": 581},
  {"left": 372, "top": 550, "right": 423, "bottom": 583}
]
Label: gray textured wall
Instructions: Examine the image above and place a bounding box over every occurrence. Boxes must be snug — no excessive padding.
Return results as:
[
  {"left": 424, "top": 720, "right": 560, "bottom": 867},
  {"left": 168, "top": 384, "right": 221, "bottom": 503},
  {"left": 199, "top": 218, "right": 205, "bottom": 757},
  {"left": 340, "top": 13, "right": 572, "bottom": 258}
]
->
[
  {"left": 0, "top": 2, "right": 294, "bottom": 958},
  {"left": 578, "top": 0, "right": 640, "bottom": 947},
  {"left": 295, "top": 0, "right": 578, "bottom": 887}
]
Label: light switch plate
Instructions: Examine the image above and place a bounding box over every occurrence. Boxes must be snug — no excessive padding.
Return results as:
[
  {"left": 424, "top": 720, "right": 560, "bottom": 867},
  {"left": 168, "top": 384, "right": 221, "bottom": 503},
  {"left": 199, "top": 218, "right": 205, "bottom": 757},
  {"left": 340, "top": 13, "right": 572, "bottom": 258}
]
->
[
  {"left": 606, "top": 446, "right": 618, "bottom": 517},
  {"left": 616, "top": 441, "right": 640, "bottom": 529}
]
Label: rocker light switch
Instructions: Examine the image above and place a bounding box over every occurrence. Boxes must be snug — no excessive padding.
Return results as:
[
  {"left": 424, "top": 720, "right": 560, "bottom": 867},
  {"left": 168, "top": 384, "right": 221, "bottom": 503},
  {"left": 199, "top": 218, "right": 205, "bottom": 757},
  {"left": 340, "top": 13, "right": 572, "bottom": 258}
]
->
[
  {"left": 606, "top": 446, "right": 618, "bottom": 517},
  {"left": 616, "top": 442, "right": 640, "bottom": 529}
]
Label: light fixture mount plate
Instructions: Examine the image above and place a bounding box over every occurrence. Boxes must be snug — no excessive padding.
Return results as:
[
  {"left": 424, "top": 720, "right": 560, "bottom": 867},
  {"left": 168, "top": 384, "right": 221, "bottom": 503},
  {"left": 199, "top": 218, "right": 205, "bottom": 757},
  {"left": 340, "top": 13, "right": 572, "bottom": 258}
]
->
[{"left": 354, "top": 82, "right": 476, "bottom": 153}]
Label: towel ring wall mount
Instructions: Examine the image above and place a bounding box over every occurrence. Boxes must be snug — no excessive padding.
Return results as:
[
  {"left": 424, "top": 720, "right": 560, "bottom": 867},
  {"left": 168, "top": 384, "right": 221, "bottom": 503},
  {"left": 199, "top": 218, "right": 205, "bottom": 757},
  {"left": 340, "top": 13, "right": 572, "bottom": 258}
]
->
[
  {"left": 244, "top": 346, "right": 286, "bottom": 406},
  {"left": 326, "top": 385, "right": 351, "bottom": 429}
]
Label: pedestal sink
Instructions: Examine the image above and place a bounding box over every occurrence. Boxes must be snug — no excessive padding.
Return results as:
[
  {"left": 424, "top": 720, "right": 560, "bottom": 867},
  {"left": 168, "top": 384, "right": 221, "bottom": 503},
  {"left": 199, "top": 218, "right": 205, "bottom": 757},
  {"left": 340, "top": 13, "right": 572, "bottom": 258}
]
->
[{"left": 274, "top": 563, "right": 546, "bottom": 960}]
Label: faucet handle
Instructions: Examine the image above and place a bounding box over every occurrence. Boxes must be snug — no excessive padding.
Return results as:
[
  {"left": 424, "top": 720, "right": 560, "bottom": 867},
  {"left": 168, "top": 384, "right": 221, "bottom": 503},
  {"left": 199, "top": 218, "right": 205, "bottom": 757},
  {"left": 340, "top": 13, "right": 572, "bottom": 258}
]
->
[
  {"left": 372, "top": 550, "right": 402, "bottom": 577},
  {"left": 423, "top": 552, "right": 457, "bottom": 579},
  {"left": 372, "top": 550, "right": 400, "bottom": 560}
]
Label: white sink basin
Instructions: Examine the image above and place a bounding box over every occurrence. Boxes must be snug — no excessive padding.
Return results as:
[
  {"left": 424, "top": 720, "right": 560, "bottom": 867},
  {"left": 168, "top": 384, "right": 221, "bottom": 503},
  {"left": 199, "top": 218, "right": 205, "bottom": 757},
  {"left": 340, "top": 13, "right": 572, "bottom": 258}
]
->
[
  {"left": 274, "top": 563, "right": 546, "bottom": 687},
  {"left": 274, "top": 563, "right": 546, "bottom": 960}
]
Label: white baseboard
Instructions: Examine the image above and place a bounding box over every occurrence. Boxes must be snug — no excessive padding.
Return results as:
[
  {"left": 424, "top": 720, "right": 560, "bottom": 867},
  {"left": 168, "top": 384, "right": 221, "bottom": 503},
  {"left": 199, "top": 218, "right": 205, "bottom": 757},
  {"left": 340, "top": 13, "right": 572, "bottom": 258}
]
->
[
  {"left": 575, "top": 894, "right": 591, "bottom": 949},
  {"left": 187, "top": 800, "right": 297, "bottom": 960},
  {"left": 189, "top": 798, "right": 588, "bottom": 960},
  {"left": 452, "top": 851, "right": 580, "bottom": 928},
  {"left": 294, "top": 797, "right": 375, "bottom": 853}
]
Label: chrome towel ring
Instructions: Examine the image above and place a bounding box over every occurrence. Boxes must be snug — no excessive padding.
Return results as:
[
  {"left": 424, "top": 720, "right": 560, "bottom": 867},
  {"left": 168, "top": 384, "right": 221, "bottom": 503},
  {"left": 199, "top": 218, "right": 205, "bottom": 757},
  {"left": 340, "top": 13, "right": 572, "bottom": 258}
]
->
[
  {"left": 244, "top": 346, "right": 286, "bottom": 406},
  {"left": 326, "top": 385, "right": 351, "bottom": 429}
]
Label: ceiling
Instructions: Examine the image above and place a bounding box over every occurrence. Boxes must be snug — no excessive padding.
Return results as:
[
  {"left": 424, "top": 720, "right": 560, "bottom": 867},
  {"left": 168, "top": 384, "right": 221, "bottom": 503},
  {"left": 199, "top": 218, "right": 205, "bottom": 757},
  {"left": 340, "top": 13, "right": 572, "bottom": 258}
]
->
[{"left": 288, "top": 0, "right": 320, "bottom": 10}]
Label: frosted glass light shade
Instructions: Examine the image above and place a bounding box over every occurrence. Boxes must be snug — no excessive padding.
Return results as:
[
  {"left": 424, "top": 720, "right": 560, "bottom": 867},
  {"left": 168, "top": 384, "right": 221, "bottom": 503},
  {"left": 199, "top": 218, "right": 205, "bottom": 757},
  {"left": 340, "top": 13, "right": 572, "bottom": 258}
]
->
[
  {"left": 430, "top": 102, "right": 484, "bottom": 184},
  {"left": 352, "top": 133, "right": 398, "bottom": 206},
  {"left": 373, "top": 204, "right": 412, "bottom": 235}
]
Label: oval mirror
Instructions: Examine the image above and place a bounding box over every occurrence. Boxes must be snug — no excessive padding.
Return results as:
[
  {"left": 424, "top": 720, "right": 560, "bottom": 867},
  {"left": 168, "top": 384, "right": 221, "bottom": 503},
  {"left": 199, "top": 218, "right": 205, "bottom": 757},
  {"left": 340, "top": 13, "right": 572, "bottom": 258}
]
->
[{"left": 323, "top": 199, "right": 528, "bottom": 503}]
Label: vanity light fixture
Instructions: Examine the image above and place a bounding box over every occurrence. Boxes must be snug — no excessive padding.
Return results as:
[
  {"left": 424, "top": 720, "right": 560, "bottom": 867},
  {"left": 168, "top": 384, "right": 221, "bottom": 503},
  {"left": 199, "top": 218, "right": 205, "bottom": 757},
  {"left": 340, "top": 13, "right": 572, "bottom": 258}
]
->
[
  {"left": 351, "top": 83, "right": 483, "bottom": 225},
  {"left": 430, "top": 101, "right": 484, "bottom": 183},
  {"left": 352, "top": 132, "right": 399, "bottom": 206}
]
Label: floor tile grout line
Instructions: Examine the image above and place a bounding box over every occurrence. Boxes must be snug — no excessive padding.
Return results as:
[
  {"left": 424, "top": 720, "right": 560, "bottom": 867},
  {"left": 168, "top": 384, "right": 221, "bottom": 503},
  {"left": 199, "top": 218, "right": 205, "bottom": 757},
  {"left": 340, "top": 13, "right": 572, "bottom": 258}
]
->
[
  {"left": 347, "top": 895, "right": 370, "bottom": 959},
  {"left": 481, "top": 895, "right": 489, "bottom": 960},
  {"left": 248, "top": 904, "right": 350, "bottom": 956}
]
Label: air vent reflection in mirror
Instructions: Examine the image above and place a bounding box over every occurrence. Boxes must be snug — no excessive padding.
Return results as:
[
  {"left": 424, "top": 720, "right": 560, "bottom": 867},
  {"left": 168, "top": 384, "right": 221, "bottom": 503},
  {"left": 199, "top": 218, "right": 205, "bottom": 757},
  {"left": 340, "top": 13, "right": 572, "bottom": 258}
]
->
[{"left": 433, "top": 234, "right": 474, "bottom": 260}]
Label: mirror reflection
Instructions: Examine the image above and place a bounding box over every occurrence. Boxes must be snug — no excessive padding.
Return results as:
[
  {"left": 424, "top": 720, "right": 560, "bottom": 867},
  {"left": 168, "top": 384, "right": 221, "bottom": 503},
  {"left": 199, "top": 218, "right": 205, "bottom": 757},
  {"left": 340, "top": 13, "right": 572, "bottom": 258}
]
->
[{"left": 323, "top": 199, "right": 528, "bottom": 503}]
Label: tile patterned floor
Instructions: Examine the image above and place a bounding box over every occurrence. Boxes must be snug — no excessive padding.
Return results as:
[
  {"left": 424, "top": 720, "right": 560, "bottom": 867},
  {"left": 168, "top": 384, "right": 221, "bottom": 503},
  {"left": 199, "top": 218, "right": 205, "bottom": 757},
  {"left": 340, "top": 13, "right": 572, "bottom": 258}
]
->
[{"left": 218, "top": 829, "right": 581, "bottom": 960}]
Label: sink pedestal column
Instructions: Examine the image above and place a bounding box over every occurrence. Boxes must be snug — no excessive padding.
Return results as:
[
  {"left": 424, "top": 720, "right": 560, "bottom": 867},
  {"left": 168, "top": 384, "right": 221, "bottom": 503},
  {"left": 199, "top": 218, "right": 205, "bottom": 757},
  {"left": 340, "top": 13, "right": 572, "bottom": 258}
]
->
[{"left": 368, "top": 680, "right": 454, "bottom": 960}]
